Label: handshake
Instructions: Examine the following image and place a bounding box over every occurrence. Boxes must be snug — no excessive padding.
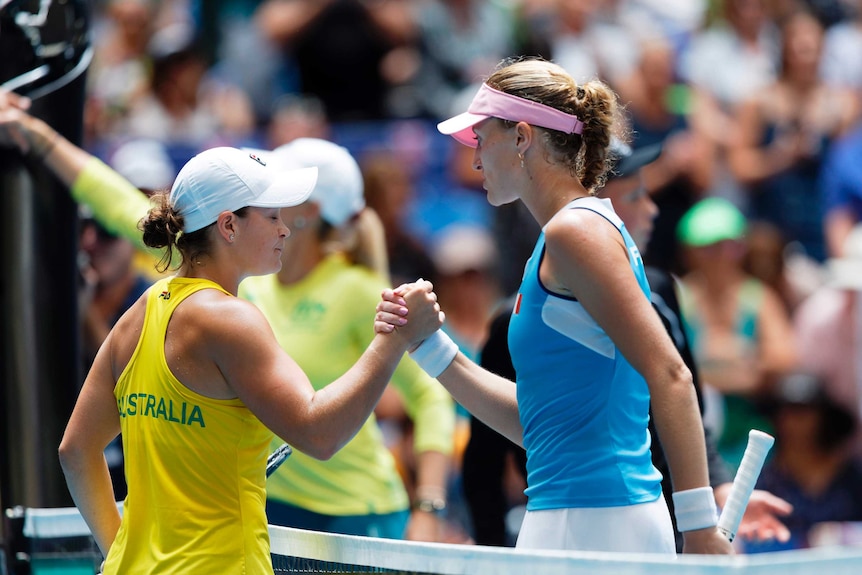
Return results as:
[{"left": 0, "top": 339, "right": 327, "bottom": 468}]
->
[{"left": 375, "top": 279, "right": 458, "bottom": 378}]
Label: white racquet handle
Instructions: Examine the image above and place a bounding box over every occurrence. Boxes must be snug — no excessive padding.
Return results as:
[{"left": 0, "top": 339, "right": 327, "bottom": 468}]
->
[
  {"left": 717, "top": 430, "right": 774, "bottom": 542},
  {"left": 266, "top": 443, "right": 293, "bottom": 478}
]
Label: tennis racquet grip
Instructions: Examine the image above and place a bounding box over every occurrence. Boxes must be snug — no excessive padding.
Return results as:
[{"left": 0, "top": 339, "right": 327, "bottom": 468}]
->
[
  {"left": 266, "top": 443, "right": 293, "bottom": 478},
  {"left": 716, "top": 429, "right": 774, "bottom": 542}
]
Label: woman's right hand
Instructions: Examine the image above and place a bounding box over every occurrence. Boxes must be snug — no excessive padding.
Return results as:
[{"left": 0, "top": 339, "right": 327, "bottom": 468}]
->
[
  {"left": 375, "top": 279, "right": 444, "bottom": 347},
  {"left": 0, "top": 89, "right": 35, "bottom": 153}
]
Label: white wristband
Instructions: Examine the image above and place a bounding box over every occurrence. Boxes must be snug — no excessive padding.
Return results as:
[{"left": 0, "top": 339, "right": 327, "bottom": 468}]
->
[
  {"left": 672, "top": 486, "right": 718, "bottom": 532},
  {"left": 409, "top": 330, "right": 458, "bottom": 378}
]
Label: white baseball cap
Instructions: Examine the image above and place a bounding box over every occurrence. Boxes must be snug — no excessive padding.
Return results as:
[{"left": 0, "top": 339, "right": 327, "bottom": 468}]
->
[
  {"left": 249, "top": 138, "right": 365, "bottom": 227},
  {"left": 110, "top": 138, "right": 176, "bottom": 191},
  {"left": 170, "top": 147, "right": 318, "bottom": 233}
]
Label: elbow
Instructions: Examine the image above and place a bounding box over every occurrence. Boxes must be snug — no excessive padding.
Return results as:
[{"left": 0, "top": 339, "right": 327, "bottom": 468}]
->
[
  {"left": 58, "top": 436, "right": 83, "bottom": 475},
  {"left": 301, "top": 441, "right": 338, "bottom": 461},
  {"left": 651, "top": 361, "right": 694, "bottom": 395},
  {"left": 288, "top": 434, "right": 340, "bottom": 461},
  {"left": 313, "top": 447, "right": 338, "bottom": 461}
]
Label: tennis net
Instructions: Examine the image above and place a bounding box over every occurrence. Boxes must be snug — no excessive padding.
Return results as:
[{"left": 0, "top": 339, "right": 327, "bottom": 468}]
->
[
  {"left": 6, "top": 505, "right": 862, "bottom": 575},
  {"left": 268, "top": 524, "right": 862, "bottom": 575}
]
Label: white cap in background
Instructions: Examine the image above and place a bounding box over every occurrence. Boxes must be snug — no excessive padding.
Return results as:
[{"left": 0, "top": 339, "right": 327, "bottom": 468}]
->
[
  {"left": 170, "top": 147, "right": 317, "bottom": 233},
  {"left": 252, "top": 138, "right": 365, "bottom": 227},
  {"left": 110, "top": 138, "right": 176, "bottom": 191},
  {"left": 431, "top": 224, "right": 499, "bottom": 276}
]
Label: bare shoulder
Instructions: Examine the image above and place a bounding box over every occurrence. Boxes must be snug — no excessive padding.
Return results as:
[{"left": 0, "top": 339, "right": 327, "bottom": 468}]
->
[
  {"left": 166, "top": 288, "right": 282, "bottom": 398},
  {"left": 542, "top": 205, "right": 636, "bottom": 299},
  {"left": 173, "top": 288, "right": 275, "bottom": 349},
  {"left": 545, "top": 205, "right": 625, "bottom": 262}
]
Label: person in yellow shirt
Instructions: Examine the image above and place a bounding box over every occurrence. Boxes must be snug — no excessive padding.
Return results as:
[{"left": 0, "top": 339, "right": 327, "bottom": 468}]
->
[
  {"left": 0, "top": 90, "right": 455, "bottom": 542},
  {"left": 243, "top": 139, "right": 455, "bottom": 541},
  {"left": 55, "top": 144, "right": 443, "bottom": 575}
]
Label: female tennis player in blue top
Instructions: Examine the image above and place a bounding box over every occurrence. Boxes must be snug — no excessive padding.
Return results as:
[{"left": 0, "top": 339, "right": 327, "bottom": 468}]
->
[{"left": 377, "top": 57, "right": 734, "bottom": 555}]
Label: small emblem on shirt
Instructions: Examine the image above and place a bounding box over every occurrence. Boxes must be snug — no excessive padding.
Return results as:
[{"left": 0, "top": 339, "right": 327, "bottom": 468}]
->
[
  {"left": 159, "top": 290, "right": 171, "bottom": 300},
  {"left": 249, "top": 153, "right": 266, "bottom": 166},
  {"left": 514, "top": 293, "right": 523, "bottom": 315}
]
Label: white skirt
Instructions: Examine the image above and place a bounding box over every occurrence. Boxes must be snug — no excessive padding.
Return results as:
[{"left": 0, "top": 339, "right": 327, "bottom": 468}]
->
[{"left": 515, "top": 495, "right": 677, "bottom": 554}]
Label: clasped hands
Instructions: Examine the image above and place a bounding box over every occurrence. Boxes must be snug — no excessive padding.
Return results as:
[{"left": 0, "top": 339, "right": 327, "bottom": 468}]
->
[{"left": 375, "top": 279, "right": 445, "bottom": 349}]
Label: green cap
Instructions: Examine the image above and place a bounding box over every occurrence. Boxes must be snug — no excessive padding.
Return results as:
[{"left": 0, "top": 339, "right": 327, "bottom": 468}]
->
[{"left": 676, "top": 197, "right": 747, "bottom": 247}]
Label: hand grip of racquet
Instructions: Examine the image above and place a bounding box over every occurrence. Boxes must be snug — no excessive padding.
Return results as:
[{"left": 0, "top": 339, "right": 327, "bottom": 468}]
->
[
  {"left": 716, "top": 429, "right": 774, "bottom": 542},
  {"left": 266, "top": 443, "right": 293, "bottom": 478}
]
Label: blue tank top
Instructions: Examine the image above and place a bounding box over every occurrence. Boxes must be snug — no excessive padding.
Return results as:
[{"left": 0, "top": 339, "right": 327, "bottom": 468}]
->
[{"left": 508, "top": 197, "right": 663, "bottom": 510}]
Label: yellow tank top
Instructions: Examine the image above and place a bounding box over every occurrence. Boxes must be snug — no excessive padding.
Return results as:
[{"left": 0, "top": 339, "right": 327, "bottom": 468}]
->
[{"left": 104, "top": 277, "right": 275, "bottom": 575}]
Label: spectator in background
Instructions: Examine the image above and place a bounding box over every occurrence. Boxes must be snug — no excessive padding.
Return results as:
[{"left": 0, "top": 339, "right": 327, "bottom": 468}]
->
[
  {"left": 742, "top": 220, "right": 822, "bottom": 315},
  {"left": 676, "top": 198, "right": 798, "bottom": 470},
  {"left": 615, "top": 35, "right": 717, "bottom": 275},
  {"left": 679, "top": 0, "right": 779, "bottom": 115},
  {"left": 518, "top": 0, "right": 641, "bottom": 87},
  {"left": 413, "top": 0, "right": 518, "bottom": 120},
  {"left": 678, "top": 0, "right": 781, "bottom": 207},
  {"left": 727, "top": 8, "right": 859, "bottom": 262},
  {"left": 255, "top": 0, "right": 421, "bottom": 121},
  {"left": 820, "top": 0, "right": 862, "bottom": 91},
  {"left": 108, "top": 138, "right": 179, "bottom": 281},
  {"left": 794, "top": 224, "right": 862, "bottom": 456},
  {"left": 362, "top": 149, "right": 438, "bottom": 288},
  {"left": 123, "top": 24, "right": 256, "bottom": 146},
  {"left": 265, "top": 94, "right": 332, "bottom": 150},
  {"left": 231, "top": 138, "right": 455, "bottom": 543},
  {"left": 821, "top": 120, "right": 862, "bottom": 258},
  {"left": 86, "top": 0, "right": 160, "bottom": 140},
  {"left": 747, "top": 372, "right": 862, "bottom": 553},
  {"left": 429, "top": 224, "right": 502, "bottom": 360}
]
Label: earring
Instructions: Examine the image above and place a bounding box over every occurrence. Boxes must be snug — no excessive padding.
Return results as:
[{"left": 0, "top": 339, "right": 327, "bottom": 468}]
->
[
  {"left": 229, "top": 234, "right": 235, "bottom": 241},
  {"left": 293, "top": 216, "right": 307, "bottom": 229},
  {"left": 518, "top": 152, "right": 525, "bottom": 169}
]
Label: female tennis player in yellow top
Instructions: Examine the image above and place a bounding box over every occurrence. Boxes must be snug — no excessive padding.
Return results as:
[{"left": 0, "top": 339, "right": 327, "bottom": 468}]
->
[{"left": 57, "top": 146, "right": 444, "bottom": 574}]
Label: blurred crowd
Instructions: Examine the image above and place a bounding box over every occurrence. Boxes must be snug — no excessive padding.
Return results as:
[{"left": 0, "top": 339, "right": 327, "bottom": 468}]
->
[{"left": 65, "top": 0, "right": 862, "bottom": 554}]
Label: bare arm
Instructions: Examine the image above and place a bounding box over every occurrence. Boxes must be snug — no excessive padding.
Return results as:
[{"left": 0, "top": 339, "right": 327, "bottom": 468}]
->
[
  {"left": 405, "top": 450, "right": 451, "bottom": 541},
  {"left": 727, "top": 97, "right": 807, "bottom": 186},
  {"left": 755, "top": 285, "right": 798, "bottom": 381},
  {"left": 544, "top": 209, "right": 732, "bottom": 554},
  {"left": 376, "top": 288, "right": 523, "bottom": 445},
  {"left": 213, "top": 283, "right": 443, "bottom": 459},
  {"left": 254, "top": 0, "right": 332, "bottom": 46},
  {"left": 436, "top": 354, "right": 522, "bottom": 445},
  {"left": 58, "top": 333, "right": 123, "bottom": 557},
  {"left": 0, "top": 89, "right": 154, "bottom": 251},
  {"left": 0, "top": 90, "right": 90, "bottom": 185}
]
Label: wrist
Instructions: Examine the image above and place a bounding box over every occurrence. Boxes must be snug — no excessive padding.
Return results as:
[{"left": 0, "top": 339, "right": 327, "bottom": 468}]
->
[
  {"left": 411, "top": 496, "right": 447, "bottom": 516},
  {"left": 409, "top": 330, "right": 457, "bottom": 378},
  {"left": 672, "top": 486, "right": 718, "bottom": 532},
  {"left": 28, "top": 120, "right": 60, "bottom": 161}
]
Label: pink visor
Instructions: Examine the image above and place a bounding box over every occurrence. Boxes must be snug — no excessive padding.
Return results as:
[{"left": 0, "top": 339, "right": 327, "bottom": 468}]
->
[{"left": 437, "top": 83, "right": 585, "bottom": 148}]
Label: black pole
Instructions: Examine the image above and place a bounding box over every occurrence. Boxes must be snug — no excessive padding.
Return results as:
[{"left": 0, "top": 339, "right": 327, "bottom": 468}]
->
[{"left": 1, "top": 1, "right": 90, "bottom": 571}]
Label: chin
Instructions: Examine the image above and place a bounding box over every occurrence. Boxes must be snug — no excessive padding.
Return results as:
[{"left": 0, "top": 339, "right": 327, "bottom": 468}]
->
[
  {"left": 260, "top": 260, "right": 283, "bottom": 276},
  {"left": 487, "top": 189, "right": 518, "bottom": 207}
]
